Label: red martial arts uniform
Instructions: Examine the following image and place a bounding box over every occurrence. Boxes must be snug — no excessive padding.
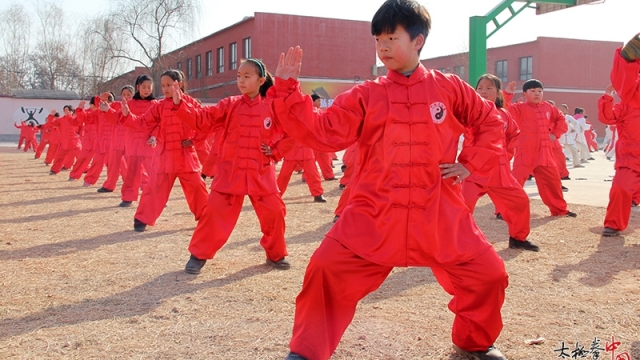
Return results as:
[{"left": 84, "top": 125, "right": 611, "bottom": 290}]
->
[
  {"left": 175, "top": 92, "right": 295, "bottom": 262},
  {"left": 119, "top": 98, "right": 157, "bottom": 202},
  {"left": 272, "top": 65, "right": 509, "bottom": 360},
  {"left": 123, "top": 95, "right": 209, "bottom": 227},
  {"left": 14, "top": 121, "right": 26, "bottom": 150},
  {"left": 461, "top": 107, "right": 531, "bottom": 241},
  {"left": 47, "top": 114, "right": 82, "bottom": 174},
  {"left": 35, "top": 124, "right": 50, "bottom": 159},
  {"left": 83, "top": 102, "right": 116, "bottom": 186},
  {"left": 611, "top": 48, "right": 640, "bottom": 109},
  {"left": 69, "top": 106, "right": 99, "bottom": 180},
  {"left": 599, "top": 93, "right": 640, "bottom": 232},
  {"left": 585, "top": 120, "right": 598, "bottom": 152},
  {"left": 504, "top": 92, "right": 570, "bottom": 216},
  {"left": 314, "top": 151, "right": 335, "bottom": 180},
  {"left": 277, "top": 142, "right": 324, "bottom": 197},
  {"left": 201, "top": 130, "right": 223, "bottom": 177},
  {"left": 101, "top": 102, "right": 128, "bottom": 191},
  {"left": 334, "top": 144, "right": 359, "bottom": 217},
  {"left": 44, "top": 121, "right": 60, "bottom": 165},
  {"left": 553, "top": 139, "right": 570, "bottom": 179}
]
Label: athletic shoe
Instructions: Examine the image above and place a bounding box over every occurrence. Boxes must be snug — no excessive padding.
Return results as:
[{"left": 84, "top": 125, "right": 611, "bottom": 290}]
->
[
  {"left": 587, "top": 157, "right": 595, "bottom": 161},
  {"left": 133, "top": 218, "right": 147, "bottom": 232},
  {"left": 97, "top": 187, "right": 113, "bottom": 193},
  {"left": 632, "top": 201, "right": 638, "bottom": 207},
  {"left": 49, "top": 171, "right": 56, "bottom": 175},
  {"left": 562, "top": 186, "right": 569, "bottom": 192},
  {"left": 332, "top": 215, "right": 340, "bottom": 223},
  {"left": 565, "top": 211, "right": 577, "bottom": 218},
  {"left": 185, "top": 255, "right": 207, "bottom": 274},
  {"left": 285, "top": 353, "right": 307, "bottom": 360},
  {"left": 266, "top": 257, "right": 291, "bottom": 270},
  {"left": 338, "top": 184, "right": 346, "bottom": 190},
  {"left": 324, "top": 177, "right": 337, "bottom": 181},
  {"left": 602, "top": 227, "right": 620, "bottom": 237},
  {"left": 621, "top": 33, "right": 640, "bottom": 61},
  {"left": 508, "top": 237, "right": 540, "bottom": 252},
  {"left": 313, "top": 195, "right": 327, "bottom": 203},
  {"left": 83, "top": 182, "right": 91, "bottom": 187},
  {"left": 496, "top": 213, "right": 504, "bottom": 220},
  {"left": 453, "top": 344, "right": 507, "bottom": 360},
  {"left": 119, "top": 201, "right": 133, "bottom": 207},
  {"left": 561, "top": 176, "right": 571, "bottom": 180}
]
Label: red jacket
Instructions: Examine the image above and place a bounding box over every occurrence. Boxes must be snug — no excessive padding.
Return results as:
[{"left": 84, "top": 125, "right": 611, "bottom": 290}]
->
[
  {"left": 122, "top": 96, "right": 201, "bottom": 174},
  {"left": 120, "top": 98, "right": 157, "bottom": 157},
  {"left": 272, "top": 65, "right": 504, "bottom": 267},
  {"left": 46, "top": 114, "right": 82, "bottom": 150},
  {"left": 96, "top": 105, "right": 116, "bottom": 154},
  {"left": 175, "top": 93, "right": 295, "bottom": 196},
  {"left": 463, "top": 107, "right": 520, "bottom": 188},
  {"left": 284, "top": 141, "right": 315, "bottom": 161},
  {"left": 107, "top": 102, "right": 127, "bottom": 152},
  {"left": 611, "top": 48, "right": 640, "bottom": 108},
  {"left": 503, "top": 92, "right": 567, "bottom": 168},
  {"left": 75, "top": 107, "right": 99, "bottom": 152},
  {"left": 598, "top": 94, "right": 640, "bottom": 172}
]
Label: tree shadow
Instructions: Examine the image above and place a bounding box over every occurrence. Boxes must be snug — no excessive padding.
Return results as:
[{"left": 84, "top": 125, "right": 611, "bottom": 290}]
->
[
  {"left": 0, "top": 229, "right": 190, "bottom": 261},
  {"left": 0, "top": 266, "right": 271, "bottom": 339},
  {"left": 550, "top": 235, "right": 640, "bottom": 287},
  {"left": 362, "top": 267, "right": 437, "bottom": 305},
  {"left": 223, "top": 222, "right": 333, "bottom": 253},
  {"left": 0, "top": 191, "right": 107, "bottom": 208},
  {"left": 0, "top": 205, "right": 116, "bottom": 224},
  {"left": 631, "top": 341, "right": 640, "bottom": 359}
]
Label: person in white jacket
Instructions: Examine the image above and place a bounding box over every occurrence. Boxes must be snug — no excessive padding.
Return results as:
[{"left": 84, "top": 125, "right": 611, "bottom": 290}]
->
[
  {"left": 573, "top": 107, "right": 591, "bottom": 162},
  {"left": 559, "top": 104, "right": 582, "bottom": 168}
]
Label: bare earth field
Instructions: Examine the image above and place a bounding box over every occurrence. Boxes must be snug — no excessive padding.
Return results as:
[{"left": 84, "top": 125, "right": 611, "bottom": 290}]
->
[{"left": 0, "top": 148, "right": 639, "bottom": 360}]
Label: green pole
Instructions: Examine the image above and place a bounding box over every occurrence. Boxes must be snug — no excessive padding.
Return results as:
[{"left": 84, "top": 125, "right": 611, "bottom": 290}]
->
[{"left": 468, "top": 15, "right": 488, "bottom": 86}]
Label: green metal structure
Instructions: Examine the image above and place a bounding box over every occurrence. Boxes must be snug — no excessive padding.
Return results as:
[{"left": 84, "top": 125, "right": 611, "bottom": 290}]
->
[{"left": 468, "top": 0, "right": 591, "bottom": 85}]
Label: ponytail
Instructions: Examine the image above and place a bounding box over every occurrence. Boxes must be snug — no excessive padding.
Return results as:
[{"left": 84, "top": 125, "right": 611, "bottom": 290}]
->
[
  {"left": 162, "top": 69, "right": 187, "bottom": 93},
  {"left": 132, "top": 74, "right": 156, "bottom": 100}
]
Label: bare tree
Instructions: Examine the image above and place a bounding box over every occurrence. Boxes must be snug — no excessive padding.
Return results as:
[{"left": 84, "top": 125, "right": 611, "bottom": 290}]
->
[
  {"left": 30, "top": 1, "right": 82, "bottom": 91},
  {"left": 106, "top": 0, "right": 200, "bottom": 93},
  {"left": 0, "top": 3, "right": 32, "bottom": 93}
]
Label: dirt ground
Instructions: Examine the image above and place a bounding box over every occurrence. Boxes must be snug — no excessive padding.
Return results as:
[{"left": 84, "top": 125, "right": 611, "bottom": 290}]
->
[{"left": 0, "top": 147, "right": 639, "bottom": 360}]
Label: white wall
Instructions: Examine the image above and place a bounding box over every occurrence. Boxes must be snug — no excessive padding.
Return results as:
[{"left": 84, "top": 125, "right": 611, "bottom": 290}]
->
[{"left": 0, "top": 98, "right": 83, "bottom": 140}]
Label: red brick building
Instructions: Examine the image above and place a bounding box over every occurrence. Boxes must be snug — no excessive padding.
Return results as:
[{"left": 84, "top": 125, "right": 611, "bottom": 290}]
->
[
  {"left": 408, "top": 37, "right": 622, "bottom": 136},
  {"left": 104, "top": 12, "right": 377, "bottom": 105}
]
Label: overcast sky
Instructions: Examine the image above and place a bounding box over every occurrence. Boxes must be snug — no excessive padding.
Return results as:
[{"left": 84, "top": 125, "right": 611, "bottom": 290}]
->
[{"left": 2, "top": 0, "right": 635, "bottom": 59}]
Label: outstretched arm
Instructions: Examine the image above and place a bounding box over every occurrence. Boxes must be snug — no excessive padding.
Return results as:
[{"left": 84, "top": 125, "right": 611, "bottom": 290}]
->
[{"left": 611, "top": 47, "right": 640, "bottom": 107}]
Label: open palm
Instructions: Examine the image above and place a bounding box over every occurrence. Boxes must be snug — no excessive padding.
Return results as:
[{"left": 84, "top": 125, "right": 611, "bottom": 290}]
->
[{"left": 275, "top": 46, "right": 303, "bottom": 80}]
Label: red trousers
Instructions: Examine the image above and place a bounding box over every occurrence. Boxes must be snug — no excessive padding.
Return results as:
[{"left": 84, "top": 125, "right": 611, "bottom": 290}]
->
[
  {"left": 189, "top": 191, "right": 287, "bottom": 261},
  {"left": 512, "top": 165, "right": 569, "bottom": 216},
  {"left": 334, "top": 185, "right": 352, "bottom": 216},
  {"left": 35, "top": 141, "right": 48, "bottom": 159},
  {"left": 24, "top": 138, "right": 37, "bottom": 152},
  {"left": 201, "top": 149, "right": 219, "bottom": 177},
  {"left": 101, "top": 149, "right": 126, "bottom": 191},
  {"left": 134, "top": 171, "right": 208, "bottom": 226},
  {"left": 278, "top": 159, "right": 323, "bottom": 197},
  {"left": 553, "top": 146, "right": 569, "bottom": 179},
  {"left": 17, "top": 136, "right": 25, "bottom": 149},
  {"left": 314, "top": 151, "right": 335, "bottom": 180},
  {"left": 461, "top": 181, "right": 530, "bottom": 240},
  {"left": 69, "top": 149, "right": 95, "bottom": 179},
  {"left": 121, "top": 155, "right": 152, "bottom": 202},
  {"left": 289, "top": 238, "right": 508, "bottom": 360},
  {"left": 51, "top": 149, "right": 78, "bottom": 174},
  {"left": 339, "top": 162, "right": 356, "bottom": 187},
  {"left": 84, "top": 152, "right": 107, "bottom": 185},
  {"left": 604, "top": 167, "right": 640, "bottom": 231},
  {"left": 44, "top": 143, "right": 59, "bottom": 165}
]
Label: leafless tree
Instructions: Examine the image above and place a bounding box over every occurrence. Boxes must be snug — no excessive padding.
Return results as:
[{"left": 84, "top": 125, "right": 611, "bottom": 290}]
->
[
  {"left": 106, "top": 0, "right": 201, "bottom": 93},
  {"left": 0, "top": 3, "right": 32, "bottom": 93}
]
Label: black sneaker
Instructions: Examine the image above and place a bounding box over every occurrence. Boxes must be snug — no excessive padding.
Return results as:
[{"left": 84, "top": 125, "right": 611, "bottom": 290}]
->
[
  {"left": 119, "top": 201, "right": 133, "bottom": 207},
  {"left": 562, "top": 185, "right": 569, "bottom": 192},
  {"left": 266, "top": 257, "right": 291, "bottom": 270},
  {"left": 602, "top": 227, "right": 620, "bottom": 237},
  {"left": 285, "top": 353, "right": 307, "bottom": 360},
  {"left": 587, "top": 157, "right": 595, "bottom": 161},
  {"left": 338, "top": 183, "right": 346, "bottom": 190},
  {"left": 324, "top": 177, "right": 337, "bottom": 181},
  {"left": 185, "top": 255, "right": 207, "bottom": 274},
  {"left": 509, "top": 237, "right": 540, "bottom": 252},
  {"left": 97, "top": 187, "right": 113, "bottom": 193},
  {"left": 527, "top": 175, "right": 533, "bottom": 180},
  {"left": 341, "top": 165, "right": 347, "bottom": 172},
  {"left": 565, "top": 211, "right": 577, "bottom": 218},
  {"left": 133, "top": 218, "right": 147, "bottom": 232},
  {"left": 561, "top": 176, "right": 571, "bottom": 180},
  {"left": 313, "top": 195, "right": 327, "bottom": 203},
  {"left": 453, "top": 344, "right": 507, "bottom": 360},
  {"left": 332, "top": 215, "right": 340, "bottom": 223},
  {"left": 495, "top": 213, "right": 504, "bottom": 220},
  {"left": 632, "top": 201, "right": 638, "bottom": 207},
  {"left": 201, "top": 173, "right": 207, "bottom": 180},
  {"left": 49, "top": 171, "right": 56, "bottom": 175}
]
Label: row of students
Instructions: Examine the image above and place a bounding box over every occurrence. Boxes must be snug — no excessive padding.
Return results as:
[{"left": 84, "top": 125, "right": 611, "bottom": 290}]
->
[{"left": 14, "top": 121, "right": 39, "bottom": 152}]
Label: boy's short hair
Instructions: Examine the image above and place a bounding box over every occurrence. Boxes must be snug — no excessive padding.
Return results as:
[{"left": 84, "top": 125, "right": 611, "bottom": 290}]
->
[
  {"left": 311, "top": 94, "right": 322, "bottom": 101},
  {"left": 574, "top": 107, "right": 585, "bottom": 114},
  {"left": 371, "top": 0, "right": 431, "bottom": 54},
  {"left": 522, "top": 79, "right": 544, "bottom": 92}
]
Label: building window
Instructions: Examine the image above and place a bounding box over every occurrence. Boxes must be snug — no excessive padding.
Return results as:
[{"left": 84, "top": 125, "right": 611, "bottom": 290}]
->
[
  {"left": 519, "top": 56, "right": 533, "bottom": 80},
  {"left": 495, "top": 60, "right": 508, "bottom": 83},
  {"left": 206, "top": 51, "right": 212, "bottom": 76},
  {"left": 195, "top": 55, "right": 202, "bottom": 79},
  {"left": 229, "top": 42, "right": 237, "bottom": 70},
  {"left": 217, "top": 47, "right": 224, "bottom": 73},
  {"left": 453, "top": 65, "right": 465, "bottom": 80},
  {"left": 436, "top": 68, "right": 446, "bottom": 73},
  {"left": 243, "top": 37, "right": 251, "bottom": 59},
  {"left": 177, "top": 62, "right": 182, "bottom": 71},
  {"left": 186, "top": 58, "right": 192, "bottom": 80}
]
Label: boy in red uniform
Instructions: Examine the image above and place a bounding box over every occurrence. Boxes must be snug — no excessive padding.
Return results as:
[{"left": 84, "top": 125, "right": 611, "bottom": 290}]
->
[
  {"left": 274, "top": 1, "right": 509, "bottom": 359},
  {"left": 310, "top": 94, "right": 336, "bottom": 181},
  {"left": 504, "top": 80, "right": 577, "bottom": 218},
  {"left": 612, "top": 33, "right": 640, "bottom": 108},
  {"left": 600, "top": 40, "right": 640, "bottom": 236}
]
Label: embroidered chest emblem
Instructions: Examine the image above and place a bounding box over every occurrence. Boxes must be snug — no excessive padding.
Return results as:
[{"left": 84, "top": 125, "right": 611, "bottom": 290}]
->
[
  {"left": 430, "top": 102, "right": 447, "bottom": 124},
  {"left": 263, "top": 117, "right": 272, "bottom": 129}
]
